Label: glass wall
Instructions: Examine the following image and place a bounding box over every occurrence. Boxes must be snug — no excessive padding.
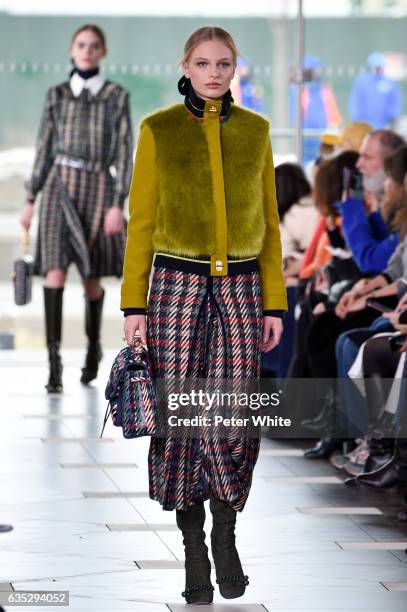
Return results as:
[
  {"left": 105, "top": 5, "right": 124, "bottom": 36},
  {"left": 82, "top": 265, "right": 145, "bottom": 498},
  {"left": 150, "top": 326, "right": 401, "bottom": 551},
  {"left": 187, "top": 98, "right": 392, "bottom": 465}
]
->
[{"left": 0, "top": 0, "right": 406, "bottom": 341}]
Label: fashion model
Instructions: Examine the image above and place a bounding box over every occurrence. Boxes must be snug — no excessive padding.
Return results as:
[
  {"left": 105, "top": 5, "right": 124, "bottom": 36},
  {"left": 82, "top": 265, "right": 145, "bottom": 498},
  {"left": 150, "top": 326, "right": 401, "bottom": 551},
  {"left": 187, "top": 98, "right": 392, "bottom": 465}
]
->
[
  {"left": 122, "top": 26, "right": 287, "bottom": 604},
  {"left": 21, "top": 24, "right": 133, "bottom": 393}
]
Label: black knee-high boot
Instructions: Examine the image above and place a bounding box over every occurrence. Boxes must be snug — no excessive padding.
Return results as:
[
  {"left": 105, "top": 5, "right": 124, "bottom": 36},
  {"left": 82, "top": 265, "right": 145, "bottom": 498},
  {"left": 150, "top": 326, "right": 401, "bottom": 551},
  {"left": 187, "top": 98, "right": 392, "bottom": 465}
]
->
[
  {"left": 80, "top": 289, "right": 104, "bottom": 384},
  {"left": 43, "top": 287, "right": 63, "bottom": 393},
  {"left": 176, "top": 502, "right": 214, "bottom": 604},
  {"left": 209, "top": 496, "right": 249, "bottom": 599}
]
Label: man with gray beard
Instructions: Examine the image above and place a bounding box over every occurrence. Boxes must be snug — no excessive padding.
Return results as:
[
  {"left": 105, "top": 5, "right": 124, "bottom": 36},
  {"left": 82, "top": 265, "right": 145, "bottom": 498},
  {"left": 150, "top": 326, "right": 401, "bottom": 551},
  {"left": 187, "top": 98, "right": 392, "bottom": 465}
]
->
[{"left": 338, "top": 129, "right": 405, "bottom": 275}]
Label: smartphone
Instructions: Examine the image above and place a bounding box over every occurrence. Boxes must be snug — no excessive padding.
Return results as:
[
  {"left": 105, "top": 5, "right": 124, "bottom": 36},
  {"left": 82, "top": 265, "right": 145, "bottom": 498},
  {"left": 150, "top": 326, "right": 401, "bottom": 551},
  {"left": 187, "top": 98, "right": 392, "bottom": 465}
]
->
[
  {"left": 342, "top": 168, "right": 364, "bottom": 200},
  {"left": 366, "top": 299, "right": 393, "bottom": 313},
  {"left": 348, "top": 170, "right": 364, "bottom": 200}
]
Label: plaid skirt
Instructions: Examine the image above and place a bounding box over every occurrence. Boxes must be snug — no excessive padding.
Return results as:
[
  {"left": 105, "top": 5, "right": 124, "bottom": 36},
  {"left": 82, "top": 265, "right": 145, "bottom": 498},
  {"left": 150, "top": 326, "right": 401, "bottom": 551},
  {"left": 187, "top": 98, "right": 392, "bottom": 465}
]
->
[
  {"left": 146, "top": 264, "right": 264, "bottom": 512},
  {"left": 34, "top": 164, "right": 126, "bottom": 279}
]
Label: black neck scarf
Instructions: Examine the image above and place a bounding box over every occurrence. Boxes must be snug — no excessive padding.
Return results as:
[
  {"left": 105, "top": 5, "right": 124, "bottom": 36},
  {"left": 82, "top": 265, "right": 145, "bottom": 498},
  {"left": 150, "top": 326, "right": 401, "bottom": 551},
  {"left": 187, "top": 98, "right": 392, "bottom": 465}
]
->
[
  {"left": 70, "top": 60, "right": 100, "bottom": 80},
  {"left": 178, "top": 75, "right": 233, "bottom": 121}
]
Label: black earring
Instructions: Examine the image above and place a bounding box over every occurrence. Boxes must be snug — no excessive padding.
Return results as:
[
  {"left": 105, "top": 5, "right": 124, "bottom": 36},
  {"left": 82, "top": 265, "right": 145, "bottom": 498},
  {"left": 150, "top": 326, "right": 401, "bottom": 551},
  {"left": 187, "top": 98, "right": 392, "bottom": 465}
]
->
[{"left": 178, "top": 75, "right": 191, "bottom": 96}]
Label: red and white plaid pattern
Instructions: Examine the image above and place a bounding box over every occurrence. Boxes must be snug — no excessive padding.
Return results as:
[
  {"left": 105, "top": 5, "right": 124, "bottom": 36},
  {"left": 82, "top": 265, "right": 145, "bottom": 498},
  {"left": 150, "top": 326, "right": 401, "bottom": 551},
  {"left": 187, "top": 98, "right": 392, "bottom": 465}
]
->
[{"left": 146, "top": 266, "right": 264, "bottom": 512}]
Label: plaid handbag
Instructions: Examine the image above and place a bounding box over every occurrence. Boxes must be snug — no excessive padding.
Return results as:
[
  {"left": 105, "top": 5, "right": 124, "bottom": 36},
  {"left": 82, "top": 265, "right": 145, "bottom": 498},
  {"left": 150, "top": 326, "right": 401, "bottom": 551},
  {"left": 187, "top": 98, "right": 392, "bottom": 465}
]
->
[
  {"left": 13, "top": 230, "right": 33, "bottom": 306},
  {"left": 100, "top": 339, "right": 161, "bottom": 439}
]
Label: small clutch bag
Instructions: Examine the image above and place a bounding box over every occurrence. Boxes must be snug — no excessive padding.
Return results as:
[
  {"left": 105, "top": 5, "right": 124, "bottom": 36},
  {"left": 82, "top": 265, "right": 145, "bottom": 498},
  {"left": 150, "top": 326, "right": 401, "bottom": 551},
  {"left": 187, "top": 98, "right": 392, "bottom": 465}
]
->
[
  {"left": 13, "top": 230, "right": 33, "bottom": 306},
  {"left": 101, "top": 338, "right": 161, "bottom": 439}
]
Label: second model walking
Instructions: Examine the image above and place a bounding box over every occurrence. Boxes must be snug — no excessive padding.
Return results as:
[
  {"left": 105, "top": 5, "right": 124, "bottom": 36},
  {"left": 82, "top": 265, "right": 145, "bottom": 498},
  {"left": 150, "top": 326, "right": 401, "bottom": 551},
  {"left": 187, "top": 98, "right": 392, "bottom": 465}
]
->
[{"left": 21, "top": 23, "right": 133, "bottom": 393}]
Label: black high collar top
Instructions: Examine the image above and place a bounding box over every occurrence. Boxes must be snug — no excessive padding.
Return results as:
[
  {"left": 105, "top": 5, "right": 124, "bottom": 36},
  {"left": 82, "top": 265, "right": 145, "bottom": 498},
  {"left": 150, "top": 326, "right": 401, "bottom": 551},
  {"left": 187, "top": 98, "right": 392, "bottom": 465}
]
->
[{"left": 184, "top": 86, "right": 233, "bottom": 123}]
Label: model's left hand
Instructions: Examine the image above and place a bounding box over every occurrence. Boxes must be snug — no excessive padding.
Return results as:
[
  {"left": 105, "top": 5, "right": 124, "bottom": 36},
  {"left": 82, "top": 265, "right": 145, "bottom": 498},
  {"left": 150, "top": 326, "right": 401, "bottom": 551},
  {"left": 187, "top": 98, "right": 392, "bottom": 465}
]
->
[
  {"left": 262, "top": 316, "right": 283, "bottom": 352},
  {"left": 104, "top": 207, "right": 124, "bottom": 235}
]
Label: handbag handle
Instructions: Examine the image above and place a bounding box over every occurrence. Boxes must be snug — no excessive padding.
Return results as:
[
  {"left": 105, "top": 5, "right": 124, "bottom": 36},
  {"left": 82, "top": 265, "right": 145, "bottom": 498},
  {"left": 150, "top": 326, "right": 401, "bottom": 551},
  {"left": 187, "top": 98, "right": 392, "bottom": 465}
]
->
[
  {"left": 132, "top": 334, "right": 147, "bottom": 354},
  {"left": 20, "top": 229, "right": 30, "bottom": 257}
]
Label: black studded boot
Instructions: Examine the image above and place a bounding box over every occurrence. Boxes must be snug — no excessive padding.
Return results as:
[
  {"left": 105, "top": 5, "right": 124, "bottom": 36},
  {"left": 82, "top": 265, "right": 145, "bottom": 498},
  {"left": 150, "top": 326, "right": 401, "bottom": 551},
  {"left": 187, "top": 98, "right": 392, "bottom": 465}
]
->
[
  {"left": 209, "top": 496, "right": 249, "bottom": 599},
  {"left": 43, "top": 287, "right": 64, "bottom": 394},
  {"left": 176, "top": 501, "right": 214, "bottom": 604},
  {"left": 80, "top": 289, "right": 104, "bottom": 385}
]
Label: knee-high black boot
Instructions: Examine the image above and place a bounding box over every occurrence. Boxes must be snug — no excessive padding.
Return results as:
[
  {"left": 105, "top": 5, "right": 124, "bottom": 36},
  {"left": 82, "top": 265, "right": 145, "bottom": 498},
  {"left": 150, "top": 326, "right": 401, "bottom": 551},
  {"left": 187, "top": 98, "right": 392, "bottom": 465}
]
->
[
  {"left": 366, "top": 374, "right": 395, "bottom": 434},
  {"left": 209, "top": 496, "right": 249, "bottom": 599},
  {"left": 363, "top": 375, "right": 396, "bottom": 472},
  {"left": 43, "top": 287, "right": 63, "bottom": 393},
  {"left": 176, "top": 502, "right": 214, "bottom": 604},
  {"left": 80, "top": 289, "right": 104, "bottom": 385}
]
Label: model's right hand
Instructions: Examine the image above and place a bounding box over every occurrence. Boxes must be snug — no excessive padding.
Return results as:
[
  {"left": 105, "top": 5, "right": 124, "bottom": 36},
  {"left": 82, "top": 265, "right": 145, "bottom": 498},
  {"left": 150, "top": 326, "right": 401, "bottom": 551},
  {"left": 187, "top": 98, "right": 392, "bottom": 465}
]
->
[
  {"left": 20, "top": 202, "right": 34, "bottom": 230},
  {"left": 123, "top": 314, "right": 147, "bottom": 346}
]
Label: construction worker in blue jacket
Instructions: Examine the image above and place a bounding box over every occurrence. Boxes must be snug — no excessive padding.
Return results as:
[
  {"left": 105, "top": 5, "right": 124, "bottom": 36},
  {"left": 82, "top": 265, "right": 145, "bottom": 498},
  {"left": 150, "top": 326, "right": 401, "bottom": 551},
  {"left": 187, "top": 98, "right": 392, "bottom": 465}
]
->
[{"left": 349, "top": 51, "right": 403, "bottom": 129}]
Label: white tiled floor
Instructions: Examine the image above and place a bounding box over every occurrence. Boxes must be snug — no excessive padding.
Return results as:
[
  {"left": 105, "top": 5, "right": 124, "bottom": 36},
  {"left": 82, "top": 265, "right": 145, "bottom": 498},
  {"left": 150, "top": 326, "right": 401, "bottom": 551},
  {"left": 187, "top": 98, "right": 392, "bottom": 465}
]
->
[{"left": 1, "top": 350, "right": 407, "bottom": 611}]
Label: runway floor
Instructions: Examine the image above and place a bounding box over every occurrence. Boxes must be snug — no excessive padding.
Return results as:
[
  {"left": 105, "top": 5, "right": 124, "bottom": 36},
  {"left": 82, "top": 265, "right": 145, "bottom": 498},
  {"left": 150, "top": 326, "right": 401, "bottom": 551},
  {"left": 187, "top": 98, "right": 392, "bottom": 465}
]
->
[{"left": 1, "top": 349, "right": 407, "bottom": 611}]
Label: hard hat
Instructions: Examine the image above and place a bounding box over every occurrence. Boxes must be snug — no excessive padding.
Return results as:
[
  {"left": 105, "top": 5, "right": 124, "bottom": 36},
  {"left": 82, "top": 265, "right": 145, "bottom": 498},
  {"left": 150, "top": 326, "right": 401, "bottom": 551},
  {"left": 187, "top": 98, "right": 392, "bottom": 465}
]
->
[{"left": 367, "top": 51, "right": 386, "bottom": 69}]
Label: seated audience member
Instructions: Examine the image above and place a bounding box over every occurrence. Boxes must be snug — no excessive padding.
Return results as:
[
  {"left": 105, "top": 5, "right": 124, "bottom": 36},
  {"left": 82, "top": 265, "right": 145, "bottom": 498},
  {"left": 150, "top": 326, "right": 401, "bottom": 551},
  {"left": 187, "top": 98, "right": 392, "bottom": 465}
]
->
[
  {"left": 306, "top": 145, "right": 407, "bottom": 461},
  {"left": 277, "top": 163, "right": 319, "bottom": 276},
  {"left": 319, "top": 133, "right": 340, "bottom": 161},
  {"left": 339, "top": 130, "right": 404, "bottom": 274},
  {"left": 305, "top": 122, "right": 371, "bottom": 185},
  {"left": 287, "top": 151, "right": 361, "bottom": 384},
  {"left": 337, "top": 147, "right": 407, "bottom": 320},
  {"left": 262, "top": 163, "right": 318, "bottom": 379},
  {"left": 337, "top": 121, "right": 372, "bottom": 153},
  {"left": 345, "top": 319, "right": 407, "bottom": 489},
  {"left": 299, "top": 151, "right": 360, "bottom": 282}
]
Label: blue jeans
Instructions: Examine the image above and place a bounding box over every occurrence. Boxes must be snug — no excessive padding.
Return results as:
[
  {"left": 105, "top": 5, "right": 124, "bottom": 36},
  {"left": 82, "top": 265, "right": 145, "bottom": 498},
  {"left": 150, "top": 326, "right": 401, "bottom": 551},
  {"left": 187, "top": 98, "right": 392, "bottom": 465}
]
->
[{"left": 335, "top": 316, "right": 393, "bottom": 437}]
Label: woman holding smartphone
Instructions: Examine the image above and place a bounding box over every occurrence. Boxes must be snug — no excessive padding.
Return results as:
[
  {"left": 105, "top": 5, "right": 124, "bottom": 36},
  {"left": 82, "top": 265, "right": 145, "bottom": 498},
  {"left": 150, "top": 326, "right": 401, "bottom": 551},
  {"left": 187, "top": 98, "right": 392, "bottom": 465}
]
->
[
  {"left": 121, "top": 26, "right": 287, "bottom": 604},
  {"left": 20, "top": 24, "right": 133, "bottom": 393}
]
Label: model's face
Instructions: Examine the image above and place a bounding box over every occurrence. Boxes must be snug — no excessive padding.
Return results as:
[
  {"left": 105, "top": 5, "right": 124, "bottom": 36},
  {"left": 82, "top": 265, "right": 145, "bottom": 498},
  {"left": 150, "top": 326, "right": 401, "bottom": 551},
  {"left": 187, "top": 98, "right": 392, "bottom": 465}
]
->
[
  {"left": 356, "top": 135, "right": 383, "bottom": 177},
  {"left": 183, "top": 39, "right": 236, "bottom": 100},
  {"left": 71, "top": 30, "right": 105, "bottom": 71}
]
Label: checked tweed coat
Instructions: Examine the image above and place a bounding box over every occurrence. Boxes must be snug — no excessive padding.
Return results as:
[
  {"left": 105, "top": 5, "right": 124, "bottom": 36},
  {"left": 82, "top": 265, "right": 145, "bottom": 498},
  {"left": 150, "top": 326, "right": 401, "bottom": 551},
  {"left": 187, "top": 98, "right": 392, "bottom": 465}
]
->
[{"left": 26, "top": 80, "right": 133, "bottom": 279}]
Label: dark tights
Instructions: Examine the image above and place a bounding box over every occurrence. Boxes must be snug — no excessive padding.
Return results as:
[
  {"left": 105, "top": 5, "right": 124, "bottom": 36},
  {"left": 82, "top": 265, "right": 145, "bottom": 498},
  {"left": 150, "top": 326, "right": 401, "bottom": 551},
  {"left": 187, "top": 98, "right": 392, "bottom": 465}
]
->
[
  {"left": 362, "top": 334, "right": 402, "bottom": 429},
  {"left": 363, "top": 335, "right": 401, "bottom": 379}
]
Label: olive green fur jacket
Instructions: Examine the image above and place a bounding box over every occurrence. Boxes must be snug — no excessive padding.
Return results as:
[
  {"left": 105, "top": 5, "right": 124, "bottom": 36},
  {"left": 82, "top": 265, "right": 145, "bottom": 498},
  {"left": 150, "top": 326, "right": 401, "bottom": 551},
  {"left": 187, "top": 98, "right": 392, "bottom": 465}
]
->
[{"left": 121, "top": 101, "right": 287, "bottom": 311}]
